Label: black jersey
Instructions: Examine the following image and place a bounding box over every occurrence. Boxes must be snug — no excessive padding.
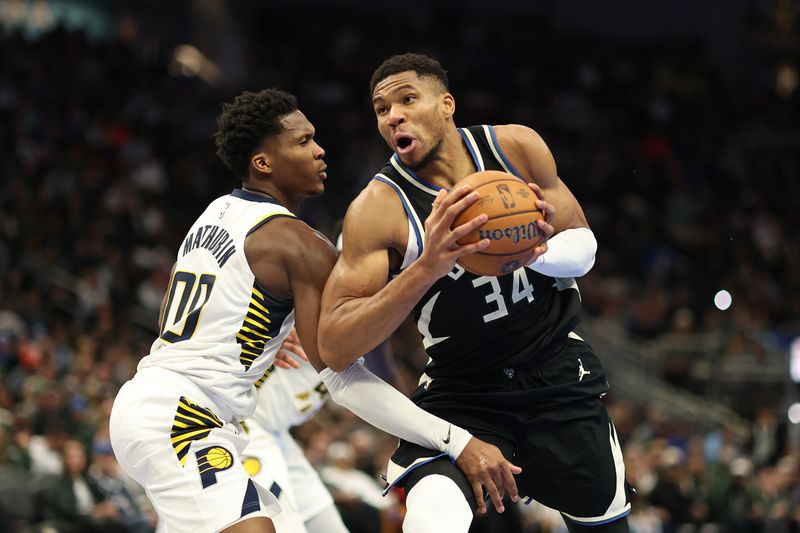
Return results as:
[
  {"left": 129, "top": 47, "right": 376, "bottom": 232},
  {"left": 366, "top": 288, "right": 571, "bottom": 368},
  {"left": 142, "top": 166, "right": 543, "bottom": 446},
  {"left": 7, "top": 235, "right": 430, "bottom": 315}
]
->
[{"left": 373, "top": 125, "right": 583, "bottom": 378}]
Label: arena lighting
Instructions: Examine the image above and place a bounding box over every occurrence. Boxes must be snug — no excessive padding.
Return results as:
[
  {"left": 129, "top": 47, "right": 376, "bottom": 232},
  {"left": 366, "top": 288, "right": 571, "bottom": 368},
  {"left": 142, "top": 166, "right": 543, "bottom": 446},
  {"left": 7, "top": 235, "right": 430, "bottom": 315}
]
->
[
  {"left": 790, "top": 337, "right": 800, "bottom": 383},
  {"left": 713, "top": 289, "right": 732, "bottom": 311},
  {"left": 170, "top": 45, "right": 220, "bottom": 83},
  {"left": 788, "top": 403, "right": 800, "bottom": 425}
]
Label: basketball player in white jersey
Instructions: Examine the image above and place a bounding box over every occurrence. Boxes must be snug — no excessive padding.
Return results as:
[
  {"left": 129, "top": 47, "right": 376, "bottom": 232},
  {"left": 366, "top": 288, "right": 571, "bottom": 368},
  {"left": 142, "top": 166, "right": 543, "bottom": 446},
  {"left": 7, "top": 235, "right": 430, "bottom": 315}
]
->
[{"left": 110, "top": 88, "right": 520, "bottom": 533}]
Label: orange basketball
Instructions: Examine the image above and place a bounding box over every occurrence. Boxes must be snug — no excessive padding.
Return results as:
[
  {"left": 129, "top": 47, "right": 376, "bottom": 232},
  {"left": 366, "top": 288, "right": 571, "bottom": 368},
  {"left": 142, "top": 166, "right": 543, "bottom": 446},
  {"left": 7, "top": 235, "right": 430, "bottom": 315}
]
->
[{"left": 452, "top": 171, "right": 544, "bottom": 277}]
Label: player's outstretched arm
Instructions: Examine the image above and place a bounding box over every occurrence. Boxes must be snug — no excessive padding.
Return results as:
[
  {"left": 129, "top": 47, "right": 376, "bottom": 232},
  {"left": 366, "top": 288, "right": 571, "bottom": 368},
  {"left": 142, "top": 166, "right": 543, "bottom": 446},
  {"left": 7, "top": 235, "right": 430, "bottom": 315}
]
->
[{"left": 319, "top": 181, "right": 489, "bottom": 371}]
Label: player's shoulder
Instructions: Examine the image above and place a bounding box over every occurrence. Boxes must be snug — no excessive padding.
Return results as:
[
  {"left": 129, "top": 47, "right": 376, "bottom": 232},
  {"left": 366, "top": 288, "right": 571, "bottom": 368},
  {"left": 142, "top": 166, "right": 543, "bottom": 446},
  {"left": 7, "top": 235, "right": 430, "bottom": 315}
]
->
[
  {"left": 493, "top": 124, "right": 547, "bottom": 149},
  {"left": 348, "top": 176, "right": 406, "bottom": 220},
  {"left": 493, "top": 124, "right": 555, "bottom": 183},
  {"left": 341, "top": 178, "right": 407, "bottom": 253},
  {"left": 247, "top": 215, "right": 336, "bottom": 268}
]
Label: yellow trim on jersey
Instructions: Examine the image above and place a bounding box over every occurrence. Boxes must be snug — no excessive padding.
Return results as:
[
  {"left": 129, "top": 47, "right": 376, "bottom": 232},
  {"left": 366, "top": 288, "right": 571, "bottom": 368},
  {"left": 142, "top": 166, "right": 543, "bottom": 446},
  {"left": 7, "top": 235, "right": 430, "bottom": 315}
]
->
[
  {"left": 253, "top": 365, "right": 275, "bottom": 389},
  {"left": 249, "top": 298, "right": 270, "bottom": 315}
]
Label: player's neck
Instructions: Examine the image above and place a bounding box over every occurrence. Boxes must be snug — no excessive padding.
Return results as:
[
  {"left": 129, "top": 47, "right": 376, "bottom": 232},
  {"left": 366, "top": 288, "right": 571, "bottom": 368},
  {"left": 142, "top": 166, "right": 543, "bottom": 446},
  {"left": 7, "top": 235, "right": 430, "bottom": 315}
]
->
[
  {"left": 242, "top": 185, "right": 278, "bottom": 202},
  {"left": 414, "top": 129, "right": 477, "bottom": 187}
]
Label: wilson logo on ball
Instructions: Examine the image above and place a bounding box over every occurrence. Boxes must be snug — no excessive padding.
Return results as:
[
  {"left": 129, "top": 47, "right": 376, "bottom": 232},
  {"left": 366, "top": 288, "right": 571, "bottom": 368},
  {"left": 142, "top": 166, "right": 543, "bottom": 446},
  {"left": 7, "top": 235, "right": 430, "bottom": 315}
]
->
[{"left": 478, "top": 222, "right": 541, "bottom": 244}]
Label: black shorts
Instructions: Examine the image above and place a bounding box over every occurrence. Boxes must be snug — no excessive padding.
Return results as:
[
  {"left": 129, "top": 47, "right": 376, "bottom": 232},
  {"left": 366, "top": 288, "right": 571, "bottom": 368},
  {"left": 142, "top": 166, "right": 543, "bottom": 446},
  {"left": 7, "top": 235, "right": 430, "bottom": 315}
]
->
[{"left": 386, "top": 337, "right": 631, "bottom": 525}]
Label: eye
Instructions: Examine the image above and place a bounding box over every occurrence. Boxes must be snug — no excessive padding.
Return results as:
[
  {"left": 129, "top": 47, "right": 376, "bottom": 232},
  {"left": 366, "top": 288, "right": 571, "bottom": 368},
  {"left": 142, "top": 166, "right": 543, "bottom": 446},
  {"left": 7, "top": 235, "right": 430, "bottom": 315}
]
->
[
  {"left": 375, "top": 106, "right": 387, "bottom": 115},
  {"left": 402, "top": 94, "right": 415, "bottom": 104},
  {"left": 299, "top": 136, "right": 310, "bottom": 145}
]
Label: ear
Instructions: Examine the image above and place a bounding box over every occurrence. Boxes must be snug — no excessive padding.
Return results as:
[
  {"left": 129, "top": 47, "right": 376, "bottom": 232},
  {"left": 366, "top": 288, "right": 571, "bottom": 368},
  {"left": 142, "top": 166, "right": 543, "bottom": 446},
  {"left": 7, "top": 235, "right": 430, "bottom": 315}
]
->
[
  {"left": 252, "top": 152, "right": 272, "bottom": 175},
  {"left": 441, "top": 92, "right": 455, "bottom": 119}
]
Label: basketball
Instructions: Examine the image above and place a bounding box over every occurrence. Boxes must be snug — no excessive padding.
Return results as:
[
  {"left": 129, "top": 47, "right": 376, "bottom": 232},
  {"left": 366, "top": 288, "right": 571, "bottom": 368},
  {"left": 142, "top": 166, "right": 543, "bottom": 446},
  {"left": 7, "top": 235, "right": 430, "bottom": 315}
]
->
[{"left": 452, "top": 171, "right": 544, "bottom": 277}]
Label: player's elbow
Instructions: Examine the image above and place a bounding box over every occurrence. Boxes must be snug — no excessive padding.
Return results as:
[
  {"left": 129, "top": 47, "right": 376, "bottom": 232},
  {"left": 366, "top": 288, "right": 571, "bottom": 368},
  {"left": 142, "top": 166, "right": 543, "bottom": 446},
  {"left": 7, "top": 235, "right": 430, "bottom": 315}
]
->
[
  {"left": 318, "top": 330, "right": 349, "bottom": 372},
  {"left": 321, "top": 351, "right": 350, "bottom": 373}
]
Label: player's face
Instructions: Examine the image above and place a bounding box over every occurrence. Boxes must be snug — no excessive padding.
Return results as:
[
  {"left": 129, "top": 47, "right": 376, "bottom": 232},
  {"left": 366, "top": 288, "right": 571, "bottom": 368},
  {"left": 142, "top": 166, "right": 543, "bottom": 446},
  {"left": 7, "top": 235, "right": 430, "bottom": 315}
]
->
[
  {"left": 372, "top": 71, "right": 451, "bottom": 170},
  {"left": 263, "top": 110, "right": 327, "bottom": 197}
]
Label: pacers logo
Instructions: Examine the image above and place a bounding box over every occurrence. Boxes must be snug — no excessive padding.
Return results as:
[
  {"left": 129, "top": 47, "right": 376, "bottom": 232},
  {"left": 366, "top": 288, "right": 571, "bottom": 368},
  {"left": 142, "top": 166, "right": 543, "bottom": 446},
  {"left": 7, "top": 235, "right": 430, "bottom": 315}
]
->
[{"left": 196, "top": 446, "right": 234, "bottom": 488}]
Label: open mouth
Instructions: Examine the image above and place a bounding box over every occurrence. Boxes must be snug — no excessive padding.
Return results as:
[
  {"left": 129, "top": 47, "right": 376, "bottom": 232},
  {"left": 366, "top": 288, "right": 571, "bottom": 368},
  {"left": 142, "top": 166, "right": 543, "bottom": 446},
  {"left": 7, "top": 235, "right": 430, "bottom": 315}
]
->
[{"left": 393, "top": 133, "right": 417, "bottom": 155}]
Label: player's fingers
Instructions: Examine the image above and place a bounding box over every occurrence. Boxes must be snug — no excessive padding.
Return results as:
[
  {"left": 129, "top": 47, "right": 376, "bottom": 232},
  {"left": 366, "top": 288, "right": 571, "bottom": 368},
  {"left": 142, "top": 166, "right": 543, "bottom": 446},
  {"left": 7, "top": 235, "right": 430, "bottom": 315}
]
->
[
  {"left": 470, "top": 481, "right": 487, "bottom": 515},
  {"left": 439, "top": 190, "right": 480, "bottom": 227},
  {"left": 454, "top": 239, "right": 490, "bottom": 257},
  {"left": 483, "top": 473, "right": 505, "bottom": 513},
  {"left": 536, "top": 219, "right": 555, "bottom": 240},
  {"left": 449, "top": 213, "right": 487, "bottom": 241},
  {"left": 282, "top": 341, "right": 309, "bottom": 361},
  {"left": 536, "top": 199, "right": 556, "bottom": 223},
  {"left": 276, "top": 350, "right": 301, "bottom": 368},
  {"left": 272, "top": 358, "right": 292, "bottom": 369},
  {"left": 500, "top": 463, "right": 521, "bottom": 503},
  {"left": 430, "top": 189, "right": 447, "bottom": 212},
  {"left": 527, "top": 181, "right": 545, "bottom": 199}
]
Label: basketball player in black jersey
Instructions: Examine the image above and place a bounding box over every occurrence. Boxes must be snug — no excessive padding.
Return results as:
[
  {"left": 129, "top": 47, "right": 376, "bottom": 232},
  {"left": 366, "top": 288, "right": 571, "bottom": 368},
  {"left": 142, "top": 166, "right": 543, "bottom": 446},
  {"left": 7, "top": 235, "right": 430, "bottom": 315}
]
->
[{"left": 319, "top": 54, "right": 631, "bottom": 532}]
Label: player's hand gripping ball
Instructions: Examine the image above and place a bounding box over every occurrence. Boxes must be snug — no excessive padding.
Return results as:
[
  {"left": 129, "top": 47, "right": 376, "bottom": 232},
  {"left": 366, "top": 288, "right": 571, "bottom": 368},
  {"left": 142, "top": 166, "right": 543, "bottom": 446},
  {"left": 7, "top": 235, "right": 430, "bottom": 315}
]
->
[{"left": 453, "top": 171, "right": 544, "bottom": 277}]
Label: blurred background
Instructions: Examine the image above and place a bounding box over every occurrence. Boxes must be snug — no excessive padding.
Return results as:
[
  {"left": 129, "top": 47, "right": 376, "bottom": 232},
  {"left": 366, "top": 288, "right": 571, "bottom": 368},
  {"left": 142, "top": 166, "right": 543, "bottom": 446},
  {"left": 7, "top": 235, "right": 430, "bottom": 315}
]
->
[{"left": 0, "top": 0, "right": 799, "bottom": 531}]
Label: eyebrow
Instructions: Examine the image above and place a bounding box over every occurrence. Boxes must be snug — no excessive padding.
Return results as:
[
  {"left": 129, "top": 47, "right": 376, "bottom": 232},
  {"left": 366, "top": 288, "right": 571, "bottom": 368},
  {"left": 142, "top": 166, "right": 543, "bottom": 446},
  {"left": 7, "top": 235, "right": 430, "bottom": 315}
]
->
[{"left": 372, "top": 84, "right": 418, "bottom": 104}]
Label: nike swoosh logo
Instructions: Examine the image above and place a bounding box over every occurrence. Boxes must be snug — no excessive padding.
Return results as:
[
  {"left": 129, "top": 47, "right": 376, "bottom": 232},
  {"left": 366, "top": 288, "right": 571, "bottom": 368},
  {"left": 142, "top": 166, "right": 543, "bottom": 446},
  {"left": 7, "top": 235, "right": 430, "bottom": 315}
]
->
[{"left": 443, "top": 425, "right": 451, "bottom": 444}]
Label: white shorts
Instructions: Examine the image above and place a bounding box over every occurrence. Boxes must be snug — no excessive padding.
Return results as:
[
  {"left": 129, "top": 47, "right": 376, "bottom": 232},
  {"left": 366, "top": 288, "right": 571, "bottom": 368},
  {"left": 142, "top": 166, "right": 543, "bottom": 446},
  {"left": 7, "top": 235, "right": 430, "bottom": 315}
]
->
[
  {"left": 110, "top": 366, "right": 282, "bottom": 533},
  {"left": 241, "top": 420, "right": 334, "bottom": 525}
]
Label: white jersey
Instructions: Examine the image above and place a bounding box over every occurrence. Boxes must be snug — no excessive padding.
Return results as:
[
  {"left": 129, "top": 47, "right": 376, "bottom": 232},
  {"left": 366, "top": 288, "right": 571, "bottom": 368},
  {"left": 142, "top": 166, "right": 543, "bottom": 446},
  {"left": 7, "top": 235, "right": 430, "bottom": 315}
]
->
[
  {"left": 138, "top": 189, "right": 297, "bottom": 422},
  {"left": 250, "top": 358, "right": 328, "bottom": 432}
]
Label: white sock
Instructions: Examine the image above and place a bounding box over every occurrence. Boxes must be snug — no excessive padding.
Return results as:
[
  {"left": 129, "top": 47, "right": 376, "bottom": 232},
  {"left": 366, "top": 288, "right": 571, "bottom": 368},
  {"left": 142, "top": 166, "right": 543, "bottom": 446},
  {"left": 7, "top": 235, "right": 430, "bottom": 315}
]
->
[
  {"left": 403, "top": 474, "right": 473, "bottom": 533},
  {"left": 305, "top": 505, "right": 349, "bottom": 533}
]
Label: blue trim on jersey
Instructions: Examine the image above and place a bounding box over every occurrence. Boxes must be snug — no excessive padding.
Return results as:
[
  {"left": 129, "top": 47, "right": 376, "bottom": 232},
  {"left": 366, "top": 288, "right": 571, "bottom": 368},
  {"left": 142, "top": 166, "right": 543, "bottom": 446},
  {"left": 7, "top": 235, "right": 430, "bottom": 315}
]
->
[
  {"left": 567, "top": 508, "right": 632, "bottom": 526},
  {"left": 373, "top": 175, "right": 424, "bottom": 255},
  {"left": 247, "top": 213, "right": 295, "bottom": 236},
  {"left": 458, "top": 128, "right": 482, "bottom": 171},
  {"left": 487, "top": 126, "right": 524, "bottom": 179},
  {"left": 240, "top": 479, "right": 261, "bottom": 517},
  {"left": 391, "top": 154, "right": 443, "bottom": 191},
  {"left": 232, "top": 188, "right": 282, "bottom": 204}
]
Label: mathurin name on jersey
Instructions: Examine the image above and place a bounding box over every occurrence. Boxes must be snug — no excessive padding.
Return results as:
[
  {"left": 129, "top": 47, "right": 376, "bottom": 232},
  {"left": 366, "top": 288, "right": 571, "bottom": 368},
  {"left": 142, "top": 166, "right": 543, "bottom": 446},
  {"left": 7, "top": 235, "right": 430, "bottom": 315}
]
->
[{"left": 181, "top": 224, "right": 237, "bottom": 268}]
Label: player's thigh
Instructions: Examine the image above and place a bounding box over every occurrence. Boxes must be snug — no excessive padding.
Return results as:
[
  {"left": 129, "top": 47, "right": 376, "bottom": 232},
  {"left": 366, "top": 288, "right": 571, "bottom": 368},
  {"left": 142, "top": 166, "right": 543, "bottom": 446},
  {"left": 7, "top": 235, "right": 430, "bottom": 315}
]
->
[
  {"left": 221, "top": 516, "right": 276, "bottom": 533},
  {"left": 111, "top": 380, "right": 281, "bottom": 533},
  {"left": 398, "top": 455, "right": 476, "bottom": 513},
  {"left": 519, "top": 399, "right": 630, "bottom": 525}
]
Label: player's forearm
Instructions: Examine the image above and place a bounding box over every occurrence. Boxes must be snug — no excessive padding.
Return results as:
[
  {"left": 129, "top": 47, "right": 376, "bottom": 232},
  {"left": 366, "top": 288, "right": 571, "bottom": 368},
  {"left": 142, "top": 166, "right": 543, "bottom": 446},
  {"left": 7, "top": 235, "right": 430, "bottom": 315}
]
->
[
  {"left": 319, "top": 262, "right": 436, "bottom": 371},
  {"left": 320, "top": 360, "right": 471, "bottom": 460},
  {"left": 528, "top": 227, "right": 597, "bottom": 277}
]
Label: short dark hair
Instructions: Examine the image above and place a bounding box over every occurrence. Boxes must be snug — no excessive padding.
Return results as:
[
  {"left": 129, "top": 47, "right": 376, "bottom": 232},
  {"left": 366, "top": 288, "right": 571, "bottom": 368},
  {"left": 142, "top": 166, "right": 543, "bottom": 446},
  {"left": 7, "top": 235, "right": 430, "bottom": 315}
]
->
[
  {"left": 369, "top": 53, "right": 449, "bottom": 95},
  {"left": 213, "top": 89, "right": 298, "bottom": 179}
]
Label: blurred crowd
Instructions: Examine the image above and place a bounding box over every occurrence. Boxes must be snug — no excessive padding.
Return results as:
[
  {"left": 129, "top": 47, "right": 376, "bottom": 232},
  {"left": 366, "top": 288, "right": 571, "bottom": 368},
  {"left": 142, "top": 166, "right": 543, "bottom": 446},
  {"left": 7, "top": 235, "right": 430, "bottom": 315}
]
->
[{"left": 1, "top": 1, "right": 799, "bottom": 532}]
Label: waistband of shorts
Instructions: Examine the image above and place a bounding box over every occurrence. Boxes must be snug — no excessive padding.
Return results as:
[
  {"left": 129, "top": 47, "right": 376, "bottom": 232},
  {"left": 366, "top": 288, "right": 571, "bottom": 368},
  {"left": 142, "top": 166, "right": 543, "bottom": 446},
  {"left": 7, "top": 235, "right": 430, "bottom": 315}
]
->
[
  {"left": 422, "top": 334, "right": 580, "bottom": 385},
  {"left": 133, "top": 366, "right": 236, "bottom": 423}
]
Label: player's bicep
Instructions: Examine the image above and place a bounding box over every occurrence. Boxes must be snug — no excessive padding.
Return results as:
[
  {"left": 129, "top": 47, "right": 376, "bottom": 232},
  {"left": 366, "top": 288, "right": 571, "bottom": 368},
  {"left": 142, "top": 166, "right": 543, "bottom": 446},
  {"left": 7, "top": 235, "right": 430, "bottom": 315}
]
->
[
  {"left": 286, "top": 230, "right": 338, "bottom": 372},
  {"left": 498, "top": 124, "right": 589, "bottom": 232},
  {"left": 322, "top": 186, "right": 400, "bottom": 307}
]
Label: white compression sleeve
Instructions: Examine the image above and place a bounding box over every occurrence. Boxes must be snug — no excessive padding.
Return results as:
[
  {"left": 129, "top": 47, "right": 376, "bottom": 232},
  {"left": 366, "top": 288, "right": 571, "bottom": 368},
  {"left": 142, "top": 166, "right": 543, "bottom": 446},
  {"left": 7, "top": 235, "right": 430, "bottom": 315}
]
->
[
  {"left": 528, "top": 226, "right": 597, "bottom": 278},
  {"left": 320, "top": 360, "right": 472, "bottom": 461}
]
